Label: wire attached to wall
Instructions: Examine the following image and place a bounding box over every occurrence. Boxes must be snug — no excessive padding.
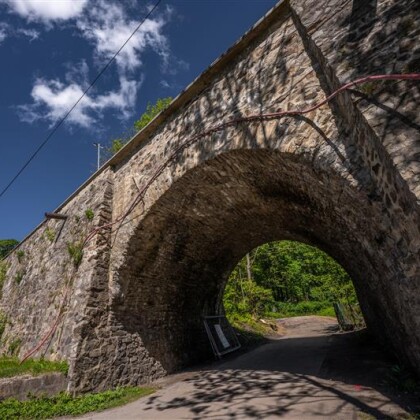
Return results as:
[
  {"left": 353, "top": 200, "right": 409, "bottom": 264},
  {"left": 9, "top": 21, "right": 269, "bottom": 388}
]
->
[
  {"left": 0, "top": 0, "right": 163, "bottom": 200},
  {"left": 19, "top": 72, "right": 420, "bottom": 363}
]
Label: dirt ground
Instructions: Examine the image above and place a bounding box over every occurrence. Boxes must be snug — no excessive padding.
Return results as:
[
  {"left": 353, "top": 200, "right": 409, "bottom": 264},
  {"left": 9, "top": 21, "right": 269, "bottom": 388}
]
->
[{"left": 78, "top": 316, "right": 420, "bottom": 419}]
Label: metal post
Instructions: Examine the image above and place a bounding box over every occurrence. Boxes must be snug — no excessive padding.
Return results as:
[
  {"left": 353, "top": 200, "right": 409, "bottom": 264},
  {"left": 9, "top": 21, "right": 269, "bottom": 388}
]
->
[{"left": 93, "top": 143, "right": 102, "bottom": 170}]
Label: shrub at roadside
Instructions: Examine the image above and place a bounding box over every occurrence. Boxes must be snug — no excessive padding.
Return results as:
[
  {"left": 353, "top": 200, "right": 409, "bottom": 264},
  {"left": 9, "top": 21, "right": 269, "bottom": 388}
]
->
[{"left": 0, "top": 387, "right": 155, "bottom": 419}]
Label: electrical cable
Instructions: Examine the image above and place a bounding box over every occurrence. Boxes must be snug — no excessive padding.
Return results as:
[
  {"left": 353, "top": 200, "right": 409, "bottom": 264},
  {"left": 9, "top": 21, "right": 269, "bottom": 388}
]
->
[
  {"left": 0, "top": 0, "right": 162, "bottom": 200},
  {"left": 20, "top": 72, "right": 420, "bottom": 363}
]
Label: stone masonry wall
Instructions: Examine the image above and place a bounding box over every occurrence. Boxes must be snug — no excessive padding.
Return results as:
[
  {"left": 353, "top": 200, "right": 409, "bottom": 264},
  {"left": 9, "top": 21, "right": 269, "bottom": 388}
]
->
[
  {"left": 0, "top": 168, "right": 113, "bottom": 369},
  {"left": 1, "top": 0, "right": 418, "bottom": 393},
  {"left": 70, "top": 0, "right": 419, "bottom": 391}
]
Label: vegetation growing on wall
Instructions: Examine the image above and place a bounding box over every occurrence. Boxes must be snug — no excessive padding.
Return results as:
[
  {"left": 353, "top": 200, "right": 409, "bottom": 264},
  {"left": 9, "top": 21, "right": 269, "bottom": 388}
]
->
[
  {"left": 224, "top": 241, "right": 363, "bottom": 329},
  {"left": 67, "top": 242, "right": 84, "bottom": 268},
  {"left": 0, "top": 311, "right": 7, "bottom": 340},
  {"left": 85, "top": 209, "right": 94, "bottom": 221},
  {"left": 7, "top": 339, "right": 22, "bottom": 356},
  {"left": 16, "top": 250, "right": 25, "bottom": 264},
  {"left": 14, "top": 270, "right": 24, "bottom": 285},
  {"left": 44, "top": 228, "right": 55, "bottom": 243},
  {"left": 0, "top": 261, "right": 9, "bottom": 294}
]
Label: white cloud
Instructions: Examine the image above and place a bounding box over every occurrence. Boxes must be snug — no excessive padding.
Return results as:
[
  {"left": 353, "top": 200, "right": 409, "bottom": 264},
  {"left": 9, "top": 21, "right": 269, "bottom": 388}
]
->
[
  {"left": 0, "top": 22, "right": 40, "bottom": 44},
  {"left": 17, "top": 76, "right": 142, "bottom": 128},
  {"left": 16, "top": 28, "right": 39, "bottom": 41},
  {"left": 15, "top": 1, "right": 186, "bottom": 129},
  {"left": 160, "top": 80, "right": 171, "bottom": 89},
  {"left": 63, "top": 60, "right": 90, "bottom": 86},
  {"left": 76, "top": 1, "right": 170, "bottom": 74},
  {"left": 2, "top": 0, "right": 87, "bottom": 22},
  {"left": 0, "top": 22, "right": 7, "bottom": 43}
]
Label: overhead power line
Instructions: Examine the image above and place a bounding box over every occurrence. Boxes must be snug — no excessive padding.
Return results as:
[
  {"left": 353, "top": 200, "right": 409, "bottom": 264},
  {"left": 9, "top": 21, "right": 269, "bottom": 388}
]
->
[{"left": 0, "top": 0, "right": 162, "bottom": 200}]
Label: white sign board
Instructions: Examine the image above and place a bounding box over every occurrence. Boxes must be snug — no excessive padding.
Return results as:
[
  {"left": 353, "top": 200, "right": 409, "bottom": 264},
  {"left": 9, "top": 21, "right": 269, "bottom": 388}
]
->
[{"left": 214, "top": 324, "right": 230, "bottom": 349}]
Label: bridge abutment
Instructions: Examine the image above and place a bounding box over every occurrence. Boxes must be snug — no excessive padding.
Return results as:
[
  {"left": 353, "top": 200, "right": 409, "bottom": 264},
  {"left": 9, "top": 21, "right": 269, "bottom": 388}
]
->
[{"left": 1, "top": 0, "right": 419, "bottom": 392}]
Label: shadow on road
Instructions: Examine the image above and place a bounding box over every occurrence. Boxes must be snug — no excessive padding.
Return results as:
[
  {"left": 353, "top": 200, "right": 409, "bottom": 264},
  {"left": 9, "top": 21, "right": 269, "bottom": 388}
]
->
[{"left": 141, "top": 328, "right": 419, "bottom": 419}]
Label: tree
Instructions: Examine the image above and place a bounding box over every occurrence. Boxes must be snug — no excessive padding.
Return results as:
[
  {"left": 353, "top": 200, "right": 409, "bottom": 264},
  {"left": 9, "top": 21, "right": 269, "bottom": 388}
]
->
[
  {"left": 107, "top": 97, "right": 173, "bottom": 158},
  {"left": 223, "top": 240, "right": 361, "bottom": 321},
  {"left": 134, "top": 97, "right": 172, "bottom": 132},
  {"left": 0, "top": 239, "right": 19, "bottom": 259}
]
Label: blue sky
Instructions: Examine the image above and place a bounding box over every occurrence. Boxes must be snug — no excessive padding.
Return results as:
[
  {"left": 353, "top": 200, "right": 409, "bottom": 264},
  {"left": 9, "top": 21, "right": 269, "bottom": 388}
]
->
[{"left": 0, "top": 0, "right": 278, "bottom": 241}]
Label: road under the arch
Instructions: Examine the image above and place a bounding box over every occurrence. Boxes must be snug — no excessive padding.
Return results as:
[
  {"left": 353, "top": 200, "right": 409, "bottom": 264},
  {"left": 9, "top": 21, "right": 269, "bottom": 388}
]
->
[{"left": 79, "top": 316, "right": 417, "bottom": 419}]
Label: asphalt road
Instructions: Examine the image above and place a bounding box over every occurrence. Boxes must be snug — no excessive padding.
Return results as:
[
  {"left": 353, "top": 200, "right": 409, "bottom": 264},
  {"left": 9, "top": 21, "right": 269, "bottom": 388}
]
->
[{"left": 78, "top": 316, "right": 411, "bottom": 419}]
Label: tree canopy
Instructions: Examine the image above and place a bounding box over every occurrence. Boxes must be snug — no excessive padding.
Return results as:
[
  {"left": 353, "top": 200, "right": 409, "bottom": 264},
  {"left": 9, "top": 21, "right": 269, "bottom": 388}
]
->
[
  {"left": 0, "top": 239, "right": 19, "bottom": 259},
  {"left": 224, "top": 240, "right": 360, "bottom": 321},
  {"left": 108, "top": 97, "right": 172, "bottom": 156}
]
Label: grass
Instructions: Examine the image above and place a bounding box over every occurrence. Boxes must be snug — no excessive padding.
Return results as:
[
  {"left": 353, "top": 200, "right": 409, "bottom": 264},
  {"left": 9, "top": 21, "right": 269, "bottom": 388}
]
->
[
  {"left": 227, "top": 301, "right": 338, "bottom": 343},
  {"left": 0, "top": 386, "right": 155, "bottom": 419},
  {"left": 0, "top": 357, "right": 68, "bottom": 378},
  {"left": 266, "top": 300, "right": 336, "bottom": 319},
  {"left": 67, "top": 242, "right": 84, "bottom": 268},
  {"left": 228, "top": 313, "right": 273, "bottom": 335}
]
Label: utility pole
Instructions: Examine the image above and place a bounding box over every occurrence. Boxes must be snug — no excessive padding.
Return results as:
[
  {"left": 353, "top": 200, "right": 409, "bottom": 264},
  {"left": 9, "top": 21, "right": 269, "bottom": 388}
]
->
[{"left": 93, "top": 143, "right": 103, "bottom": 171}]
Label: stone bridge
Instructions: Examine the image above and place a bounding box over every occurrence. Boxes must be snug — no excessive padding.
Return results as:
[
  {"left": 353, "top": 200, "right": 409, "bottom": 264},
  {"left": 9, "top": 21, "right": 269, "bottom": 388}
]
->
[{"left": 1, "top": 0, "right": 419, "bottom": 393}]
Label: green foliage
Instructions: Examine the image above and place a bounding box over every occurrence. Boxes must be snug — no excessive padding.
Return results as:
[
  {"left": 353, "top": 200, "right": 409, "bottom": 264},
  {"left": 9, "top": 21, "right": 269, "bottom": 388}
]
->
[
  {"left": 268, "top": 300, "right": 336, "bottom": 318},
  {"left": 44, "top": 228, "right": 55, "bottom": 243},
  {"left": 14, "top": 269, "right": 26, "bottom": 284},
  {"left": 0, "top": 260, "right": 9, "bottom": 295},
  {"left": 16, "top": 250, "right": 25, "bottom": 264},
  {"left": 224, "top": 241, "right": 362, "bottom": 327},
  {"left": 0, "top": 357, "right": 68, "bottom": 378},
  {"left": 85, "top": 208, "right": 94, "bottom": 221},
  {"left": 0, "top": 311, "right": 7, "bottom": 340},
  {"left": 134, "top": 97, "right": 172, "bottom": 132},
  {"left": 107, "top": 97, "right": 172, "bottom": 159},
  {"left": 0, "top": 239, "right": 19, "bottom": 259},
  {"left": 67, "top": 242, "right": 84, "bottom": 268},
  {"left": 110, "top": 138, "right": 126, "bottom": 155},
  {"left": 0, "top": 386, "right": 155, "bottom": 419},
  {"left": 14, "top": 270, "right": 24, "bottom": 285},
  {"left": 224, "top": 277, "right": 274, "bottom": 319},
  {"left": 7, "top": 339, "right": 22, "bottom": 356}
]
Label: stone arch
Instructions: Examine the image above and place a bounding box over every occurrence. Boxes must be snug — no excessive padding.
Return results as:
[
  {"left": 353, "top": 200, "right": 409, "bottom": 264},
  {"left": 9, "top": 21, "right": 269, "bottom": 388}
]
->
[{"left": 108, "top": 143, "right": 415, "bottom": 385}]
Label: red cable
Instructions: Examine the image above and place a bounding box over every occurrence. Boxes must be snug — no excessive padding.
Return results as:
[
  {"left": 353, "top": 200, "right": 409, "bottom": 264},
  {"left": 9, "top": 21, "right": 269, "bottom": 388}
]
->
[{"left": 20, "top": 73, "right": 420, "bottom": 363}]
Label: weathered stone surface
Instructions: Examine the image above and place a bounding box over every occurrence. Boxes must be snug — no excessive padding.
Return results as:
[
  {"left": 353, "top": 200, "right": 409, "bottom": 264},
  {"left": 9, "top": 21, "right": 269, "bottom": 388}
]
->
[
  {"left": 0, "top": 373, "right": 68, "bottom": 401},
  {"left": 0, "top": 0, "right": 419, "bottom": 393}
]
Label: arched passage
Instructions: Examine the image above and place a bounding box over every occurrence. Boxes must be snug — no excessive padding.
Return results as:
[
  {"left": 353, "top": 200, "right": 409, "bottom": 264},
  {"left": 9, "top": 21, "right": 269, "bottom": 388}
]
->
[{"left": 110, "top": 148, "right": 415, "bottom": 380}]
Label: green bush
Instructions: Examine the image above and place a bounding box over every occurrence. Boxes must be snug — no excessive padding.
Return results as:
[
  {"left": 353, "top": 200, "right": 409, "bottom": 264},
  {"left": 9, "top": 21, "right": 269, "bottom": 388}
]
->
[
  {"left": 85, "top": 209, "right": 94, "bottom": 221},
  {"left": 0, "top": 387, "right": 154, "bottom": 419}
]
